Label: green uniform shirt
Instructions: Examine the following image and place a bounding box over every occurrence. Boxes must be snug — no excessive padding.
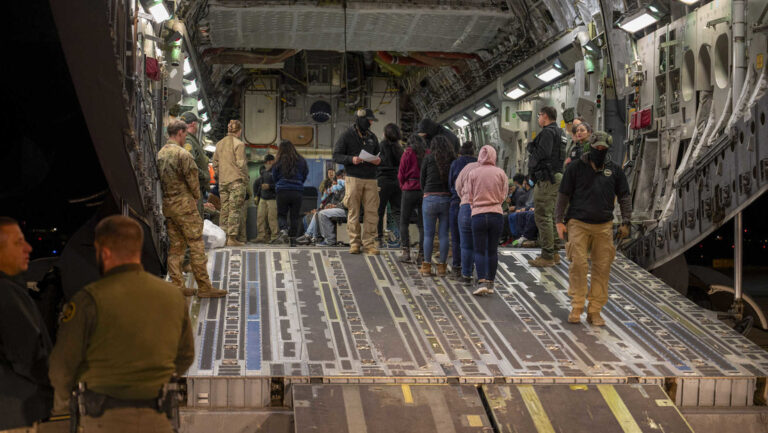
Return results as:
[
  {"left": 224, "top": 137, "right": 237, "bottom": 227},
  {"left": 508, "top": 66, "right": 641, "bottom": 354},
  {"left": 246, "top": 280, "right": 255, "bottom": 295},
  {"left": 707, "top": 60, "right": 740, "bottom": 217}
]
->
[
  {"left": 184, "top": 134, "right": 210, "bottom": 191},
  {"left": 49, "top": 264, "right": 194, "bottom": 413}
]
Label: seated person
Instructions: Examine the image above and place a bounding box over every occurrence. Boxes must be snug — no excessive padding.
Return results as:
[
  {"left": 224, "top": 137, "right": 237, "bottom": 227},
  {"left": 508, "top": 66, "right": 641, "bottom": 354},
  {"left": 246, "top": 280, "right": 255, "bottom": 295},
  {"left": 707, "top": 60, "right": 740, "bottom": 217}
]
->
[
  {"left": 500, "top": 174, "right": 533, "bottom": 246},
  {"left": 297, "top": 170, "right": 347, "bottom": 246},
  {"left": 507, "top": 175, "right": 537, "bottom": 247}
]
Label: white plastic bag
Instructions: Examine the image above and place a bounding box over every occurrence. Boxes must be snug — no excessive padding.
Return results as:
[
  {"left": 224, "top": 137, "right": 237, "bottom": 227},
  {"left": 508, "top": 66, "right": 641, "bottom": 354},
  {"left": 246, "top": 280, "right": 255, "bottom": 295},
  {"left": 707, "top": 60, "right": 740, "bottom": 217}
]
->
[{"left": 203, "top": 219, "right": 226, "bottom": 250}]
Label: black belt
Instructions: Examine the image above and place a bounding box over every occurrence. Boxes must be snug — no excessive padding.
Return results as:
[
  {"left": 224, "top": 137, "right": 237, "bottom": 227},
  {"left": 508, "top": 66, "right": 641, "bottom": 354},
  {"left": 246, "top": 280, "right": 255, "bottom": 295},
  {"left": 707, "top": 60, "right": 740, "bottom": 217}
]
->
[
  {"left": 81, "top": 390, "right": 160, "bottom": 417},
  {"left": 102, "top": 396, "right": 159, "bottom": 411}
]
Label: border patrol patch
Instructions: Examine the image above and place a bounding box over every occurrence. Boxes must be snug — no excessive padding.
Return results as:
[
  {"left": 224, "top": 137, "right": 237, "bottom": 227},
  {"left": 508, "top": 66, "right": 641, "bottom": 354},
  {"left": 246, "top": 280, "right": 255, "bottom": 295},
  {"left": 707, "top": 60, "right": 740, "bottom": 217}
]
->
[{"left": 61, "top": 302, "right": 76, "bottom": 323}]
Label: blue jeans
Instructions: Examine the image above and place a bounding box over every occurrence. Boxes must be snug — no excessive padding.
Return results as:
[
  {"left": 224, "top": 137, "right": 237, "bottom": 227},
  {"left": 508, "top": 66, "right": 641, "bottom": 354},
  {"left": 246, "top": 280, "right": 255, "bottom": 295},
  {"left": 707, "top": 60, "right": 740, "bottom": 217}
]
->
[
  {"left": 422, "top": 195, "right": 451, "bottom": 264},
  {"left": 458, "top": 204, "right": 474, "bottom": 278},
  {"left": 306, "top": 214, "right": 320, "bottom": 238},
  {"left": 508, "top": 212, "right": 521, "bottom": 238},
  {"left": 449, "top": 201, "right": 461, "bottom": 268},
  {"left": 472, "top": 212, "right": 504, "bottom": 281}
]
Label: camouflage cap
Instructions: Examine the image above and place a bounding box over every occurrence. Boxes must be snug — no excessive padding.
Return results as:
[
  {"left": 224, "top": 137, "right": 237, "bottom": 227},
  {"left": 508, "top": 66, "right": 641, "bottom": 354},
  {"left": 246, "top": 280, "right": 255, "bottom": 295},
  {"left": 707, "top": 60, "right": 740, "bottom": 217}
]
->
[
  {"left": 180, "top": 111, "right": 200, "bottom": 124},
  {"left": 590, "top": 131, "right": 613, "bottom": 149}
]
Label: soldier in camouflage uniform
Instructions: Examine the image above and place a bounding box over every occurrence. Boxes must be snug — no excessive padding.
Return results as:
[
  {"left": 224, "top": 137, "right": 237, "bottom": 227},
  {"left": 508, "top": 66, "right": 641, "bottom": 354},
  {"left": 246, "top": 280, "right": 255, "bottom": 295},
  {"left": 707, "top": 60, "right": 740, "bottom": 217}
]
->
[
  {"left": 179, "top": 112, "right": 210, "bottom": 216},
  {"left": 157, "top": 120, "right": 226, "bottom": 298},
  {"left": 212, "top": 119, "right": 249, "bottom": 246}
]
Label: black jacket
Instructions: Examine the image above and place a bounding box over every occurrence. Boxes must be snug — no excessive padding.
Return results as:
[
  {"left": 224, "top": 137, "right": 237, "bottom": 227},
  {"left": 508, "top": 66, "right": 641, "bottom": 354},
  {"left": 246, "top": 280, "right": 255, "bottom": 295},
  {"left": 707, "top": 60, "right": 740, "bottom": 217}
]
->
[
  {"left": 418, "top": 118, "right": 460, "bottom": 154},
  {"left": 254, "top": 167, "right": 276, "bottom": 200},
  {"left": 376, "top": 139, "right": 403, "bottom": 182},
  {"left": 0, "top": 272, "right": 53, "bottom": 429},
  {"left": 420, "top": 154, "right": 451, "bottom": 194},
  {"left": 555, "top": 154, "right": 632, "bottom": 224},
  {"left": 333, "top": 126, "right": 380, "bottom": 180},
  {"left": 527, "top": 122, "right": 567, "bottom": 182}
]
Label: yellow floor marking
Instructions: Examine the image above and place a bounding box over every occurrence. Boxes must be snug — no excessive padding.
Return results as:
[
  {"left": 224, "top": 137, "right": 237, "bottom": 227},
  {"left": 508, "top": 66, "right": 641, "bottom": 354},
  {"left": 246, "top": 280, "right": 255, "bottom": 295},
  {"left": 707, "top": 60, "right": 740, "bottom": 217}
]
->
[
  {"left": 570, "top": 384, "right": 588, "bottom": 391},
  {"left": 517, "top": 385, "right": 556, "bottom": 433},
  {"left": 466, "top": 415, "right": 483, "bottom": 427},
  {"left": 401, "top": 384, "right": 414, "bottom": 404},
  {"left": 597, "top": 385, "right": 643, "bottom": 433}
]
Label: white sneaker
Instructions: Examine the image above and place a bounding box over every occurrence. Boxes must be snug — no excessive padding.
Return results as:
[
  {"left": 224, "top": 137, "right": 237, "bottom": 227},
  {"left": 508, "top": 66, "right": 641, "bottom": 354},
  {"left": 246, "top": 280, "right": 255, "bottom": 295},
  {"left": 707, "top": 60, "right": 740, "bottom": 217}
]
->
[{"left": 473, "top": 286, "right": 492, "bottom": 296}]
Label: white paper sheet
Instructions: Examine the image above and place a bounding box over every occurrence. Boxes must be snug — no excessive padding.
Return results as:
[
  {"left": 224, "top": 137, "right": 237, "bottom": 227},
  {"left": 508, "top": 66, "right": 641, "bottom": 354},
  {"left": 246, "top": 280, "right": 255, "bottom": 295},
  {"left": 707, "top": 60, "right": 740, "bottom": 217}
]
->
[{"left": 358, "top": 149, "right": 380, "bottom": 162}]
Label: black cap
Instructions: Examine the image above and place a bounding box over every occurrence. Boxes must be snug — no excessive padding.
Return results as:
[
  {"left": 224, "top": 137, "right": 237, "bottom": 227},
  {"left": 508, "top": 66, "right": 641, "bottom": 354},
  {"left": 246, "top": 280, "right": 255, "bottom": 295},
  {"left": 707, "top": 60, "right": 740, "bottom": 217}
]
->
[
  {"left": 180, "top": 111, "right": 200, "bottom": 124},
  {"left": 263, "top": 154, "right": 275, "bottom": 162},
  {"left": 356, "top": 108, "right": 378, "bottom": 121}
]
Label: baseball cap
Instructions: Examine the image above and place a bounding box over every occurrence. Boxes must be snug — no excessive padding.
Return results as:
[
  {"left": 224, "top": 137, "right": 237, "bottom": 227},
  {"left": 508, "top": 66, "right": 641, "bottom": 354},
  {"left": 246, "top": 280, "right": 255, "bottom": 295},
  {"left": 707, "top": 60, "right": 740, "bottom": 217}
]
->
[
  {"left": 590, "top": 131, "right": 612, "bottom": 149},
  {"left": 356, "top": 108, "right": 378, "bottom": 121},
  {"left": 180, "top": 111, "right": 200, "bottom": 124},
  {"left": 263, "top": 154, "right": 275, "bottom": 162}
]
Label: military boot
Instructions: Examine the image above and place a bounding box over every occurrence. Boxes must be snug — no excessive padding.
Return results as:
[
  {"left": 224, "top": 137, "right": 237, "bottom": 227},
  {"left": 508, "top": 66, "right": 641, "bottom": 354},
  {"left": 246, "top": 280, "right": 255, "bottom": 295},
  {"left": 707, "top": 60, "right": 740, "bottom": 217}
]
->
[
  {"left": 436, "top": 263, "right": 448, "bottom": 276},
  {"left": 554, "top": 253, "right": 561, "bottom": 265},
  {"left": 180, "top": 287, "right": 196, "bottom": 297},
  {"left": 528, "top": 255, "right": 555, "bottom": 267},
  {"left": 364, "top": 245, "right": 380, "bottom": 255},
  {"left": 587, "top": 310, "right": 606, "bottom": 326},
  {"left": 197, "top": 287, "right": 228, "bottom": 298},
  {"left": 420, "top": 262, "right": 432, "bottom": 276},
  {"left": 226, "top": 238, "right": 245, "bottom": 247},
  {"left": 568, "top": 307, "right": 583, "bottom": 324},
  {"left": 398, "top": 247, "right": 411, "bottom": 263},
  {"left": 349, "top": 244, "right": 361, "bottom": 254}
]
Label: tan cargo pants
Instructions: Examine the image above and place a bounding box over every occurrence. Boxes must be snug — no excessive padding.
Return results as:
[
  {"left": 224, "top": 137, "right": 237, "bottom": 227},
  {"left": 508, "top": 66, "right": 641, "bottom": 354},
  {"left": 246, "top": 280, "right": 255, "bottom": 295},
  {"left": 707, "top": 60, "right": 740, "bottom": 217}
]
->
[
  {"left": 565, "top": 219, "right": 615, "bottom": 312},
  {"left": 343, "top": 177, "right": 380, "bottom": 248},
  {"left": 81, "top": 408, "right": 173, "bottom": 432},
  {"left": 256, "top": 198, "right": 279, "bottom": 242}
]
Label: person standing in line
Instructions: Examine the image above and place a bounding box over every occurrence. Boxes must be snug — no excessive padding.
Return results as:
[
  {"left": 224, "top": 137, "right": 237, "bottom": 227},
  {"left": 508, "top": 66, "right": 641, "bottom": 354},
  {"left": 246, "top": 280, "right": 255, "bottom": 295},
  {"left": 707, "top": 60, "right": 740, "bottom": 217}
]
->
[
  {"left": 376, "top": 123, "right": 403, "bottom": 246},
  {"left": 0, "top": 217, "right": 53, "bottom": 431},
  {"left": 157, "top": 120, "right": 226, "bottom": 298},
  {"left": 420, "top": 136, "right": 456, "bottom": 276},
  {"left": 212, "top": 120, "right": 249, "bottom": 246},
  {"left": 271, "top": 139, "right": 309, "bottom": 243},
  {"left": 447, "top": 141, "right": 477, "bottom": 280},
  {"left": 527, "top": 106, "right": 567, "bottom": 267},
  {"left": 397, "top": 135, "right": 427, "bottom": 264},
  {"left": 556, "top": 132, "right": 632, "bottom": 326},
  {"left": 465, "top": 146, "right": 508, "bottom": 295},
  {"left": 253, "top": 154, "right": 279, "bottom": 243},
  {"left": 49, "top": 215, "right": 195, "bottom": 432},
  {"left": 416, "top": 117, "right": 460, "bottom": 154},
  {"left": 453, "top": 154, "right": 482, "bottom": 286},
  {"left": 332, "top": 108, "right": 381, "bottom": 255}
]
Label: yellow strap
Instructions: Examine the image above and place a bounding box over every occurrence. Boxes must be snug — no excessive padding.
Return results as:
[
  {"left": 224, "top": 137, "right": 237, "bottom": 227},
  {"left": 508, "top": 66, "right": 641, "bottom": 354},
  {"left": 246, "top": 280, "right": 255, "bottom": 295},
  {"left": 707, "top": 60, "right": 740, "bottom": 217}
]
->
[
  {"left": 517, "top": 385, "right": 555, "bottom": 433},
  {"left": 597, "top": 385, "right": 643, "bottom": 433}
]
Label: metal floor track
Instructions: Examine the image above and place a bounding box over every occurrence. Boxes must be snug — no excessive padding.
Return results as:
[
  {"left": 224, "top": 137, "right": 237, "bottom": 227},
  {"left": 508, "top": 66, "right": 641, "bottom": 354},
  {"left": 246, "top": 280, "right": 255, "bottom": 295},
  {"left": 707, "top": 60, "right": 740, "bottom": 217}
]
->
[{"left": 185, "top": 247, "right": 768, "bottom": 408}]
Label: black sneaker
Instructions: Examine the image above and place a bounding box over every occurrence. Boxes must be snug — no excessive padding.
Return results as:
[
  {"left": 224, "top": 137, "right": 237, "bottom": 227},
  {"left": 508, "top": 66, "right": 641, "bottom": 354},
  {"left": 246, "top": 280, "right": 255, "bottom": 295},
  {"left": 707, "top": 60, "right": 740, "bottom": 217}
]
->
[
  {"left": 449, "top": 267, "right": 462, "bottom": 280},
  {"left": 295, "top": 234, "right": 312, "bottom": 245},
  {"left": 460, "top": 275, "right": 473, "bottom": 285},
  {"left": 271, "top": 230, "right": 289, "bottom": 245}
]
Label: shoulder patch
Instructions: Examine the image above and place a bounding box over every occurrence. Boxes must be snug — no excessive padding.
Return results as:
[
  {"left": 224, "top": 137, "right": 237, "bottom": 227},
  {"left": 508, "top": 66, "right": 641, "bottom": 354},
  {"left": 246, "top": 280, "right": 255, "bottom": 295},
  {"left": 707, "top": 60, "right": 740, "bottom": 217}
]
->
[
  {"left": 61, "top": 301, "right": 76, "bottom": 323},
  {"left": 184, "top": 143, "right": 193, "bottom": 152},
  {"left": 604, "top": 169, "right": 613, "bottom": 177}
]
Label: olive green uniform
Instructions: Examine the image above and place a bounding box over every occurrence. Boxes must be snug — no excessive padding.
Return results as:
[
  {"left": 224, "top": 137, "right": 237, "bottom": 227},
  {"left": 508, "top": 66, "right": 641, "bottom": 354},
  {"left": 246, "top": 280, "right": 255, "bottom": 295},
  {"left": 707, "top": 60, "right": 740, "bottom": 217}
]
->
[
  {"left": 49, "top": 264, "right": 194, "bottom": 432},
  {"left": 184, "top": 134, "right": 210, "bottom": 216},
  {"left": 157, "top": 141, "right": 214, "bottom": 292}
]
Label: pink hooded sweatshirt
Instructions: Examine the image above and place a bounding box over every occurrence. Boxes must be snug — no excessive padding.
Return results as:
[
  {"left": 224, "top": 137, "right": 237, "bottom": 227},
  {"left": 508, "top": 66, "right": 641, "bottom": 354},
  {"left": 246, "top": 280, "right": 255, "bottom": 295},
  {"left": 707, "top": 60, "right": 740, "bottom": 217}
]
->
[
  {"left": 454, "top": 161, "right": 481, "bottom": 206},
  {"left": 466, "top": 145, "right": 509, "bottom": 216}
]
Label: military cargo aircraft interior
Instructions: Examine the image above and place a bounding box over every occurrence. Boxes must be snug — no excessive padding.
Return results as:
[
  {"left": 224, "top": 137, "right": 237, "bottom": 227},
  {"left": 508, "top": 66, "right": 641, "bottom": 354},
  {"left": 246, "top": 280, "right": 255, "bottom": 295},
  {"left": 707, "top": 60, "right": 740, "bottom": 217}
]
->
[{"left": 6, "top": 0, "right": 768, "bottom": 432}]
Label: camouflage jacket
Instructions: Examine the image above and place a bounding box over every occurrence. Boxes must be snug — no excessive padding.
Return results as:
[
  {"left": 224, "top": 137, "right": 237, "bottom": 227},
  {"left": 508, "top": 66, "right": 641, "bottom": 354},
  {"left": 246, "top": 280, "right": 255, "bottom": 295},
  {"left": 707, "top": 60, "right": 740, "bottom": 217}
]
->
[
  {"left": 184, "top": 133, "right": 210, "bottom": 190},
  {"left": 157, "top": 141, "right": 200, "bottom": 217}
]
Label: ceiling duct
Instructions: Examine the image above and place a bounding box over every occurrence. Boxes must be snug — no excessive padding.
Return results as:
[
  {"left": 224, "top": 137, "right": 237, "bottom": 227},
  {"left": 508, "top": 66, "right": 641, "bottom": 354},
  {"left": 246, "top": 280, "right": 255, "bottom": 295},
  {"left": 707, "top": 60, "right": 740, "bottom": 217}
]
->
[{"left": 202, "top": 48, "right": 299, "bottom": 65}]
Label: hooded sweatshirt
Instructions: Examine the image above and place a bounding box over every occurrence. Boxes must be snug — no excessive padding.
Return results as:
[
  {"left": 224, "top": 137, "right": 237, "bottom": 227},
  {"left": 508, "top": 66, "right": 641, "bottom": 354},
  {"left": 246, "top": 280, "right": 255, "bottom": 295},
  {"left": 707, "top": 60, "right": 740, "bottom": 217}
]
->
[
  {"left": 454, "top": 161, "right": 481, "bottom": 206},
  {"left": 417, "top": 118, "right": 460, "bottom": 154},
  {"left": 466, "top": 146, "right": 509, "bottom": 216},
  {"left": 448, "top": 155, "right": 477, "bottom": 203}
]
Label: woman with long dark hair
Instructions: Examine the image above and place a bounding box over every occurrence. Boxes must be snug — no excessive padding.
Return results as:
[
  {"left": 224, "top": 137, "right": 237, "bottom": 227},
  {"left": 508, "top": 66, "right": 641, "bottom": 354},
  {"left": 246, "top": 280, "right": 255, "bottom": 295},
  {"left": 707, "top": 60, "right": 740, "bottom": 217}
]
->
[
  {"left": 377, "top": 123, "right": 403, "bottom": 245},
  {"left": 419, "top": 135, "right": 456, "bottom": 276},
  {"left": 271, "top": 139, "right": 308, "bottom": 243},
  {"left": 398, "top": 134, "right": 427, "bottom": 263}
]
